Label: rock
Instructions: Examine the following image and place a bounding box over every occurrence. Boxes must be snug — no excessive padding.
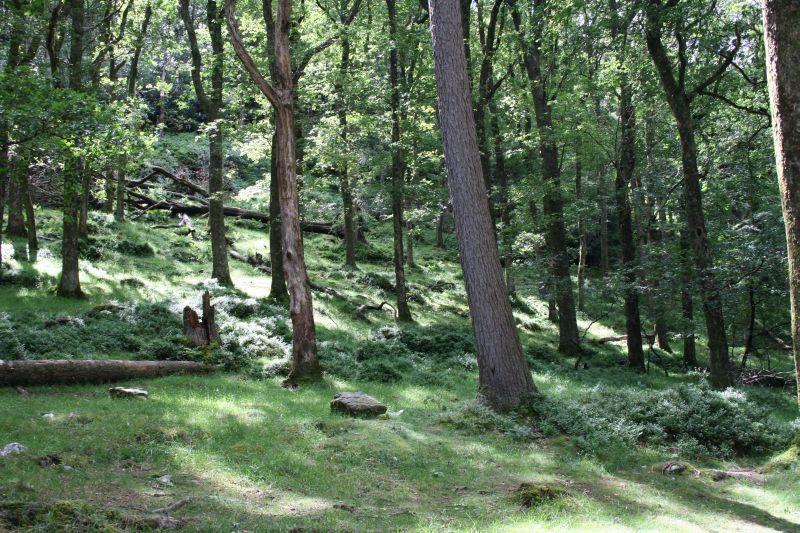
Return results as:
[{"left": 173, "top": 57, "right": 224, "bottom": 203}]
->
[
  {"left": 36, "top": 454, "right": 62, "bottom": 467},
  {"left": 157, "top": 474, "right": 174, "bottom": 487},
  {"left": 330, "top": 392, "right": 387, "bottom": 417},
  {"left": 0, "top": 442, "right": 28, "bottom": 457},
  {"left": 42, "top": 412, "right": 55, "bottom": 420},
  {"left": 661, "top": 462, "right": 687, "bottom": 475},
  {"left": 109, "top": 387, "right": 148, "bottom": 399}
]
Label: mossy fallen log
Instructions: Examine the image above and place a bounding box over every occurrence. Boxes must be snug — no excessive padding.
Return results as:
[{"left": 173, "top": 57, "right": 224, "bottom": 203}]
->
[{"left": 0, "top": 360, "right": 212, "bottom": 386}]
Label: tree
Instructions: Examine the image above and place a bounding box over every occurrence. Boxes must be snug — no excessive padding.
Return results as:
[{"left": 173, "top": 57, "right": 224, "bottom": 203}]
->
[
  {"left": 429, "top": 0, "right": 537, "bottom": 410},
  {"left": 762, "top": 0, "right": 800, "bottom": 404},
  {"left": 510, "top": 0, "right": 580, "bottom": 354},
  {"left": 644, "top": 0, "right": 737, "bottom": 388},
  {"left": 226, "top": 0, "right": 322, "bottom": 383},
  {"left": 179, "top": 0, "right": 233, "bottom": 287}
]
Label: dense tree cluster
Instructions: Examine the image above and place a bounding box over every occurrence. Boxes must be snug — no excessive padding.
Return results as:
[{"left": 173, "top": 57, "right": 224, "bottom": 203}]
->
[{"left": 0, "top": 0, "right": 798, "bottom": 407}]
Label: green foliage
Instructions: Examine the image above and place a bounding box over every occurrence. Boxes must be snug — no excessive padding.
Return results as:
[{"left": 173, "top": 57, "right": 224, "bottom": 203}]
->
[
  {"left": 439, "top": 400, "right": 540, "bottom": 441},
  {"left": 535, "top": 384, "right": 792, "bottom": 458}
]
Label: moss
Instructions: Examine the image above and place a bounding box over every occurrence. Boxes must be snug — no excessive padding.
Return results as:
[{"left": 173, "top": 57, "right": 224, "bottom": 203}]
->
[
  {"left": 763, "top": 433, "right": 800, "bottom": 472},
  {"left": 513, "top": 483, "right": 568, "bottom": 508},
  {"left": 0, "top": 500, "right": 124, "bottom": 532}
]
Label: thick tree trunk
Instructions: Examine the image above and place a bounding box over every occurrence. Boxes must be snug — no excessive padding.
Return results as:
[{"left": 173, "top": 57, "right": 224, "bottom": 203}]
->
[
  {"left": 6, "top": 172, "right": 26, "bottom": 238},
  {"left": 387, "top": 0, "right": 412, "bottom": 322},
  {"left": 646, "top": 6, "right": 731, "bottom": 388},
  {"left": 0, "top": 360, "right": 212, "bottom": 386},
  {"left": 429, "top": 0, "right": 536, "bottom": 410},
  {"left": 18, "top": 161, "right": 37, "bottom": 252},
  {"left": 680, "top": 230, "right": 698, "bottom": 367},
  {"left": 763, "top": 0, "right": 800, "bottom": 404},
  {"left": 58, "top": 0, "right": 85, "bottom": 299}
]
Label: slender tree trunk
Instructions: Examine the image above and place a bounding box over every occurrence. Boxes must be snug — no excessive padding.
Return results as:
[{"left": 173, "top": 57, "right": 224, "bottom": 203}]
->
[
  {"left": 429, "top": 0, "right": 536, "bottom": 410},
  {"left": 387, "top": 0, "right": 412, "bottom": 321},
  {"left": 511, "top": 0, "right": 580, "bottom": 354},
  {"left": 0, "top": 141, "right": 7, "bottom": 268},
  {"left": 269, "top": 132, "right": 288, "bottom": 300},
  {"left": 58, "top": 0, "right": 85, "bottom": 298},
  {"left": 680, "top": 230, "right": 698, "bottom": 367},
  {"left": 646, "top": 6, "right": 731, "bottom": 388},
  {"left": 115, "top": 169, "right": 125, "bottom": 221},
  {"left": 615, "top": 79, "right": 645, "bottom": 371},
  {"left": 575, "top": 148, "right": 586, "bottom": 311},
  {"left": 741, "top": 286, "right": 756, "bottom": 368},
  {"left": 435, "top": 207, "right": 446, "bottom": 248},
  {"left": 599, "top": 173, "right": 610, "bottom": 278},
  {"left": 104, "top": 170, "right": 114, "bottom": 213},
  {"left": 763, "top": 0, "right": 800, "bottom": 404},
  {"left": 490, "top": 99, "right": 514, "bottom": 295},
  {"left": 336, "top": 36, "right": 357, "bottom": 269}
]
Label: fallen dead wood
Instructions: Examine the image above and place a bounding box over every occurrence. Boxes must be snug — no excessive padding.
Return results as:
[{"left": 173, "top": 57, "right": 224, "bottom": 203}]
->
[
  {"left": 310, "top": 281, "right": 345, "bottom": 299},
  {"left": 355, "top": 301, "right": 397, "bottom": 321},
  {"left": 183, "top": 291, "right": 219, "bottom": 346},
  {"left": 0, "top": 360, "right": 212, "bottom": 386},
  {"left": 229, "top": 248, "right": 271, "bottom": 273},
  {"left": 734, "top": 367, "right": 796, "bottom": 388},
  {"left": 87, "top": 303, "right": 128, "bottom": 317},
  {"left": 595, "top": 333, "right": 656, "bottom": 344},
  {"left": 126, "top": 190, "right": 344, "bottom": 238}
]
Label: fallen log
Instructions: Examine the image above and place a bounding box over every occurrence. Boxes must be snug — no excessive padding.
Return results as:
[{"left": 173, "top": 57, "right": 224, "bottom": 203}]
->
[
  {"left": 229, "top": 248, "right": 271, "bottom": 273},
  {"left": 595, "top": 333, "right": 656, "bottom": 344},
  {"left": 734, "top": 367, "right": 796, "bottom": 388},
  {"left": 355, "top": 301, "right": 396, "bottom": 321},
  {"left": 0, "top": 360, "right": 212, "bottom": 386},
  {"left": 126, "top": 190, "right": 344, "bottom": 238}
]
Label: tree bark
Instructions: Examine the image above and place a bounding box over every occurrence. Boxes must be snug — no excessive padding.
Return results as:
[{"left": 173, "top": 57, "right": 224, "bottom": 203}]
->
[
  {"left": 763, "top": 0, "right": 800, "bottom": 404},
  {"left": 511, "top": 0, "right": 580, "bottom": 354},
  {"left": 645, "top": 1, "right": 731, "bottom": 388},
  {"left": 18, "top": 159, "right": 37, "bottom": 252},
  {"left": 57, "top": 0, "right": 85, "bottom": 298},
  {"left": 269, "top": 132, "right": 289, "bottom": 300},
  {"left": 226, "top": 0, "right": 321, "bottom": 383},
  {"left": 0, "top": 360, "right": 212, "bottom": 386},
  {"left": 387, "top": 0, "right": 412, "bottom": 321},
  {"left": 179, "top": 0, "right": 233, "bottom": 287},
  {"left": 429, "top": 0, "right": 537, "bottom": 411},
  {"left": 575, "top": 147, "right": 586, "bottom": 311},
  {"left": 5, "top": 171, "right": 26, "bottom": 237},
  {"left": 336, "top": 35, "right": 357, "bottom": 269}
]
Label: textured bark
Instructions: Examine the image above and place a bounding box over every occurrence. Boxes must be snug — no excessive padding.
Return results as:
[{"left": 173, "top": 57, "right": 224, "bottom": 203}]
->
[
  {"left": 269, "top": 133, "right": 289, "bottom": 300},
  {"left": 511, "top": 0, "right": 580, "bottom": 354},
  {"left": 387, "top": 0, "right": 412, "bottom": 322},
  {"left": 429, "top": 0, "right": 536, "bottom": 411},
  {"left": 183, "top": 290, "right": 220, "bottom": 346},
  {"left": 115, "top": 169, "right": 126, "bottom": 221},
  {"left": 179, "top": 0, "right": 233, "bottom": 287},
  {"left": 336, "top": 35, "right": 357, "bottom": 269},
  {"left": 615, "top": 81, "right": 645, "bottom": 371},
  {"left": 763, "top": 0, "right": 800, "bottom": 404},
  {"left": 645, "top": 2, "right": 731, "bottom": 388},
  {"left": 575, "top": 149, "right": 586, "bottom": 311},
  {"left": 5, "top": 172, "right": 26, "bottom": 237},
  {"left": 78, "top": 164, "right": 90, "bottom": 238},
  {"left": 226, "top": 0, "right": 321, "bottom": 383},
  {"left": 57, "top": 0, "right": 85, "bottom": 298},
  {"left": 680, "top": 230, "right": 698, "bottom": 367},
  {"left": 0, "top": 360, "right": 211, "bottom": 386},
  {"left": 18, "top": 159, "right": 37, "bottom": 252},
  {"left": 611, "top": 3, "right": 645, "bottom": 371}
]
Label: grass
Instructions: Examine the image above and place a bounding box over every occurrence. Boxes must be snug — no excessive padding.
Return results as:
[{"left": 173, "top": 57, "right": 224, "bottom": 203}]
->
[{"left": 0, "top": 207, "right": 799, "bottom": 531}]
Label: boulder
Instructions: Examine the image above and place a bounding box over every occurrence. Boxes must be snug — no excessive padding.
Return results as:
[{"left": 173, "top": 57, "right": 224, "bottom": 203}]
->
[
  {"left": 330, "top": 392, "right": 387, "bottom": 417},
  {"left": 0, "top": 442, "right": 27, "bottom": 457},
  {"left": 109, "top": 387, "right": 148, "bottom": 399}
]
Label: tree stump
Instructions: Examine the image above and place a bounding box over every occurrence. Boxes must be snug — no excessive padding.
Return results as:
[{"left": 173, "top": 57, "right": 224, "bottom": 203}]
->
[{"left": 183, "top": 291, "right": 219, "bottom": 346}]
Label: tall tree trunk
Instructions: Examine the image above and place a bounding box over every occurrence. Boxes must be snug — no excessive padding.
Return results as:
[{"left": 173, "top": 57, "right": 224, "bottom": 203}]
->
[
  {"left": 429, "top": 0, "right": 536, "bottom": 410},
  {"left": 179, "top": 0, "right": 232, "bottom": 286},
  {"left": 599, "top": 173, "right": 610, "bottom": 278},
  {"left": 78, "top": 167, "right": 90, "bottom": 238},
  {"left": 226, "top": 0, "right": 321, "bottom": 383},
  {"left": 646, "top": 4, "right": 731, "bottom": 388},
  {"left": 6, "top": 170, "right": 26, "bottom": 237},
  {"left": 511, "top": 0, "right": 580, "bottom": 354},
  {"left": 387, "top": 0, "right": 412, "bottom": 322},
  {"left": 103, "top": 170, "right": 114, "bottom": 213},
  {"left": 763, "top": 0, "right": 800, "bottom": 404},
  {"left": 611, "top": 3, "right": 645, "bottom": 371},
  {"left": 575, "top": 147, "right": 586, "bottom": 311},
  {"left": 490, "top": 98, "right": 514, "bottom": 295},
  {"left": 269, "top": 132, "right": 288, "bottom": 300},
  {"left": 336, "top": 36, "right": 357, "bottom": 269},
  {"left": 680, "top": 229, "right": 698, "bottom": 367},
  {"left": 58, "top": 0, "right": 85, "bottom": 298},
  {"left": 115, "top": 169, "right": 125, "bottom": 221},
  {"left": 615, "top": 81, "right": 645, "bottom": 371},
  {"left": 18, "top": 159, "right": 37, "bottom": 252}
]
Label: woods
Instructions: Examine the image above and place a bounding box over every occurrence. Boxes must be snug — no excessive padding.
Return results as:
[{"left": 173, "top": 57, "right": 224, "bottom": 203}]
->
[{"left": 1, "top": 0, "right": 800, "bottom": 530}]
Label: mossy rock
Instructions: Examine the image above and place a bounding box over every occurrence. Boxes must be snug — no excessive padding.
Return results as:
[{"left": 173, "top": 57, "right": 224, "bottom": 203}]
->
[{"left": 763, "top": 433, "right": 800, "bottom": 472}]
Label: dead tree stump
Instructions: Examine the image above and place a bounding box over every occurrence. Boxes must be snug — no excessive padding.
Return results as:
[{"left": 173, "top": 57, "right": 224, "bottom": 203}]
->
[{"left": 183, "top": 291, "right": 220, "bottom": 346}]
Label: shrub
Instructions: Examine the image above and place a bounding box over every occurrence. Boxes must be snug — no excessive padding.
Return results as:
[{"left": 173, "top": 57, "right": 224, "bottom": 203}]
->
[
  {"left": 115, "top": 239, "right": 155, "bottom": 257},
  {"left": 0, "top": 313, "right": 27, "bottom": 359},
  {"left": 535, "top": 383, "right": 791, "bottom": 458}
]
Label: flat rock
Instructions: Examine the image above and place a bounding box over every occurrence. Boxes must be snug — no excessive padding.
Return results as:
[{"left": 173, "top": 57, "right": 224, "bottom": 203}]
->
[
  {"left": 109, "top": 387, "right": 148, "bottom": 399},
  {"left": 331, "top": 392, "right": 387, "bottom": 417}
]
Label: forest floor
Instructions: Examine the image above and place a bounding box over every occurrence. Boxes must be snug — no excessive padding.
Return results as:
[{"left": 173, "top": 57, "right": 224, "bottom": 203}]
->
[{"left": 0, "top": 208, "right": 798, "bottom": 532}]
